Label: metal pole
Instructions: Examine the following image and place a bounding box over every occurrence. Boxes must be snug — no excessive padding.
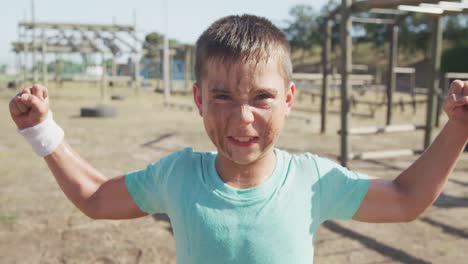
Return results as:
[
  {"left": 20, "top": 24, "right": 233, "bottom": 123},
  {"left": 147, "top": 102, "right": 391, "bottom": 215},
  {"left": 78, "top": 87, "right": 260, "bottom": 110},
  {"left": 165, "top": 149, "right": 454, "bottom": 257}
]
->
[
  {"left": 321, "top": 19, "right": 332, "bottom": 133},
  {"left": 424, "top": 16, "right": 443, "bottom": 149},
  {"left": 386, "top": 24, "right": 398, "bottom": 125},
  {"left": 340, "top": 0, "right": 353, "bottom": 166},
  {"left": 163, "top": 0, "right": 170, "bottom": 101}
]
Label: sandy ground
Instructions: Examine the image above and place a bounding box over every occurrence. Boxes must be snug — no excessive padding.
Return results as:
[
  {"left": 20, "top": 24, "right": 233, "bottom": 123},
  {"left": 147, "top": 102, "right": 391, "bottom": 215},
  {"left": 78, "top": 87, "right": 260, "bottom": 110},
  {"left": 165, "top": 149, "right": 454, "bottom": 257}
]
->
[{"left": 1, "top": 83, "right": 467, "bottom": 263}]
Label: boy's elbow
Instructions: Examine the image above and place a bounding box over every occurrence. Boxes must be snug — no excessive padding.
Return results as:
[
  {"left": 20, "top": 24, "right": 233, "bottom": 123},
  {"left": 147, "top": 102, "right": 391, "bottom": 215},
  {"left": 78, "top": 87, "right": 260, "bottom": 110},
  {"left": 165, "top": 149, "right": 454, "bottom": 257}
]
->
[
  {"left": 80, "top": 203, "right": 101, "bottom": 220},
  {"left": 400, "top": 211, "right": 420, "bottom": 222},
  {"left": 81, "top": 196, "right": 106, "bottom": 220},
  {"left": 83, "top": 207, "right": 107, "bottom": 220},
  {"left": 400, "top": 202, "right": 431, "bottom": 222},
  {"left": 83, "top": 210, "right": 100, "bottom": 220},
  {"left": 394, "top": 183, "right": 439, "bottom": 222}
]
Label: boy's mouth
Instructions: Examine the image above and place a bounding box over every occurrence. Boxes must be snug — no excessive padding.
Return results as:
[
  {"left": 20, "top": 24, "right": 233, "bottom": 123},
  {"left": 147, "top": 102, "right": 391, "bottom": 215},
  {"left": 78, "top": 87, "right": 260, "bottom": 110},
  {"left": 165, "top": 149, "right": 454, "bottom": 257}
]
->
[{"left": 227, "top": 136, "right": 259, "bottom": 145}]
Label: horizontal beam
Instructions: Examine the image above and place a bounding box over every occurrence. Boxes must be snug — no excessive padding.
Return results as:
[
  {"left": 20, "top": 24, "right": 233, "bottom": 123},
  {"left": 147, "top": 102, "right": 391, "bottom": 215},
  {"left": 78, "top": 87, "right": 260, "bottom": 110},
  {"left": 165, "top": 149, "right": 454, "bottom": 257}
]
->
[
  {"left": 445, "top": 72, "right": 468, "bottom": 79},
  {"left": 292, "top": 73, "right": 322, "bottom": 80},
  {"left": 397, "top": 5, "right": 444, "bottom": 14},
  {"left": 352, "top": 64, "right": 369, "bottom": 71},
  {"left": 344, "top": 124, "right": 425, "bottom": 135},
  {"left": 369, "top": 8, "right": 409, "bottom": 15},
  {"left": 66, "top": 75, "right": 133, "bottom": 82},
  {"left": 395, "top": 67, "right": 415, "bottom": 74},
  {"left": 19, "top": 21, "right": 134, "bottom": 32},
  {"left": 351, "top": 16, "right": 396, "bottom": 24},
  {"left": 350, "top": 99, "right": 427, "bottom": 106},
  {"left": 329, "top": 1, "right": 467, "bottom": 19},
  {"left": 292, "top": 73, "right": 374, "bottom": 81},
  {"left": 353, "top": 0, "right": 440, "bottom": 11},
  {"left": 420, "top": 3, "right": 464, "bottom": 12},
  {"left": 12, "top": 41, "right": 100, "bottom": 54},
  {"left": 349, "top": 149, "right": 423, "bottom": 160}
]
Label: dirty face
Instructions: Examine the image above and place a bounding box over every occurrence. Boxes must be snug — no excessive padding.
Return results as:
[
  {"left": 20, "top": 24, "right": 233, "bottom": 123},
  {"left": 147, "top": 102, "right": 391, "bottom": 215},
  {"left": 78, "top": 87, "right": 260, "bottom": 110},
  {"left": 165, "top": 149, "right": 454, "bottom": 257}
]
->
[{"left": 193, "top": 58, "right": 295, "bottom": 166}]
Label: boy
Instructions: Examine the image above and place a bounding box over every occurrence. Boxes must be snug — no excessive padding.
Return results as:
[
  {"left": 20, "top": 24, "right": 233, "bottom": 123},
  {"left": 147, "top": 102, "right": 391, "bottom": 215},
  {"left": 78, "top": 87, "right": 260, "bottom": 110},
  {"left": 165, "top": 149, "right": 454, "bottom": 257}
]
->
[{"left": 9, "top": 14, "right": 468, "bottom": 263}]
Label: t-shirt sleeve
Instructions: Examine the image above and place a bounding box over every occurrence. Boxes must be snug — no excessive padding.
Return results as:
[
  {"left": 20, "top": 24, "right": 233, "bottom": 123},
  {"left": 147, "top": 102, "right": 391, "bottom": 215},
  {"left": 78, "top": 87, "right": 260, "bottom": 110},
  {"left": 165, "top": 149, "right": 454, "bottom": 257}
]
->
[
  {"left": 124, "top": 148, "right": 192, "bottom": 215},
  {"left": 125, "top": 163, "right": 165, "bottom": 214},
  {"left": 313, "top": 156, "right": 369, "bottom": 222}
]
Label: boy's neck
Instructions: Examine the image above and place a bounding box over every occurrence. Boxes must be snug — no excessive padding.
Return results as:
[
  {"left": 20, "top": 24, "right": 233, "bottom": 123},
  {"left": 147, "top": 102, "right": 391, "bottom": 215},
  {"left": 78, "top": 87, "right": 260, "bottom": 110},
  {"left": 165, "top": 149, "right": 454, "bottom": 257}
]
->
[{"left": 215, "top": 150, "right": 277, "bottom": 189}]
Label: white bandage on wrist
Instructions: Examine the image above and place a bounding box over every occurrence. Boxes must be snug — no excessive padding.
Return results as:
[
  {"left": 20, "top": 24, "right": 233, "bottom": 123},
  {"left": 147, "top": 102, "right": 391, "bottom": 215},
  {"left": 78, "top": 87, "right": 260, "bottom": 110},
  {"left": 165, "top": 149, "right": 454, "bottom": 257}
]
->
[{"left": 18, "top": 111, "right": 65, "bottom": 157}]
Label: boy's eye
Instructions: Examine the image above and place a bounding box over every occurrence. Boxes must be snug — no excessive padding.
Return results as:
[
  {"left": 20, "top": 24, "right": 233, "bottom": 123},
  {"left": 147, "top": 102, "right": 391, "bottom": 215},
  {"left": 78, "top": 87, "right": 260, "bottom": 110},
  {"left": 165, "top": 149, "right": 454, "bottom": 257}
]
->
[
  {"left": 214, "top": 94, "right": 231, "bottom": 100},
  {"left": 254, "top": 93, "right": 273, "bottom": 101}
]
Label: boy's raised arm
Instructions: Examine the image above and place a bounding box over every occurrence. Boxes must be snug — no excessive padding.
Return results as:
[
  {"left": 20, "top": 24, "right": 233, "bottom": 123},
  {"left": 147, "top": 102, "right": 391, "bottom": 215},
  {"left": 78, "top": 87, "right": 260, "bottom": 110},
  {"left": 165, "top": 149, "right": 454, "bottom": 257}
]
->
[
  {"left": 9, "top": 84, "right": 147, "bottom": 220},
  {"left": 353, "top": 80, "right": 468, "bottom": 223}
]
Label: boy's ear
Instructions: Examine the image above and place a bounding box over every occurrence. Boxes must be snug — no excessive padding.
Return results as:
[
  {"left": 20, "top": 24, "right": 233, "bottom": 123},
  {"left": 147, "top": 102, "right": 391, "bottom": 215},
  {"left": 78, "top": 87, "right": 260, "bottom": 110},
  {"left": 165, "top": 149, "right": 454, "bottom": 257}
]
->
[
  {"left": 192, "top": 82, "right": 203, "bottom": 116},
  {"left": 285, "top": 82, "right": 295, "bottom": 115}
]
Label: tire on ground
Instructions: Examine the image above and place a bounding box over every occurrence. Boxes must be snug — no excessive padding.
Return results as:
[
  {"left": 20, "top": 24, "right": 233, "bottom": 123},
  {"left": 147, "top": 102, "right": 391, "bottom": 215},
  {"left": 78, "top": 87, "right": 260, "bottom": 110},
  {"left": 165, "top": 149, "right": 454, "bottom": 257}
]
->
[
  {"left": 111, "top": 95, "right": 126, "bottom": 101},
  {"left": 80, "top": 105, "right": 117, "bottom": 117}
]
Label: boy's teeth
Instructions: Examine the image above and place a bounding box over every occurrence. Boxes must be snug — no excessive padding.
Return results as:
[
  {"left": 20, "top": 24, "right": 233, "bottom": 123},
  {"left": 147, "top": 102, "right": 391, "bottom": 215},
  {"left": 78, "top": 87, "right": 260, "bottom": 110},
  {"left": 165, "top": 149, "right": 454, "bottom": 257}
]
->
[{"left": 234, "top": 137, "right": 252, "bottom": 142}]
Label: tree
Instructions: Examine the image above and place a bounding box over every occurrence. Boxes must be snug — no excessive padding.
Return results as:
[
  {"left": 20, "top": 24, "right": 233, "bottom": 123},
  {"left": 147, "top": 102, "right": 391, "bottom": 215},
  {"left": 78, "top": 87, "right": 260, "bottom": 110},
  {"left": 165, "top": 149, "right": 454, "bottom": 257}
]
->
[
  {"left": 445, "top": 15, "right": 468, "bottom": 46},
  {"left": 46, "top": 60, "right": 83, "bottom": 75},
  {"left": 143, "top": 32, "right": 185, "bottom": 60},
  {"left": 143, "top": 32, "right": 164, "bottom": 59},
  {"left": 283, "top": 4, "right": 321, "bottom": 52},
  {"left": 399, "top": 14, "right": 431, "bottom": 57}
]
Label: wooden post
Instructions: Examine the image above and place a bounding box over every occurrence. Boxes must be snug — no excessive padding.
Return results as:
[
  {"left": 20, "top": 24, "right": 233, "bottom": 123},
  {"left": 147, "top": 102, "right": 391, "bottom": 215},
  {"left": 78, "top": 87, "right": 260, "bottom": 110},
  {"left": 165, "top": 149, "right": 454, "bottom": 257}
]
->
[
  {"left": 111, "top": 56, "right": 117, "bottom": 77},
  {"left": 163, "top": 0, "right": 170, "bottom": 102},
  {"left": 100, "top": 53, "right": 107, "bottom": 102},
  {"left": 18, "top": 24, "right": 25, "bottom": 84},
  {"left": 163, "top": 39, "right": 170, "bottom": 100},
  {"left": 41, "top": 29, "right": 48, "bottom": 86},
  {"left": 410, "top": 69, "right": 416, "bottom": 97},
  {"left": 134, "top": 53, "right": 141, "bottom": 91},
  {"left": 132, "top": 10, "right": 141, "bottom": 92},
  {"left": 54, "top": 53, "right": 60, "bottom": 87},
  {"left": 424, "top": 16, "right": 442, "bottom": 149},
  {"left": 31, "top": 0, "right": 38, "bottom": 83},
  {"left": 386, "top": 24, "right": 398, "bottom": 125},
  {"left": 340, "top": 0, "right": 353, "bottom": 166},
  {"left": 169, "top": 51, "right": 175, "bottom": 90},
  {"left": 435, "top": 75, "right": 444, "bottom": 127},
  {"left": 184, "top": 45, "right": 192, "bottom": 91},
  {"left": 110, "top": 55, "right": 116, "bottom": 92},
  {"left": 321, "top": 19, "right": 332, "bottom": 133}
]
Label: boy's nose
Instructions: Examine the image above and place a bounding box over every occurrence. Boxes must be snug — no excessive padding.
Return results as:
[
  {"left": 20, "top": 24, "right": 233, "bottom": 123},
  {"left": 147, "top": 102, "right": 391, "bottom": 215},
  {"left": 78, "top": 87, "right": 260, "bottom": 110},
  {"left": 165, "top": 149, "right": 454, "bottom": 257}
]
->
[{"left": 236, "top": 104, "right": 254, "bottom": 124}]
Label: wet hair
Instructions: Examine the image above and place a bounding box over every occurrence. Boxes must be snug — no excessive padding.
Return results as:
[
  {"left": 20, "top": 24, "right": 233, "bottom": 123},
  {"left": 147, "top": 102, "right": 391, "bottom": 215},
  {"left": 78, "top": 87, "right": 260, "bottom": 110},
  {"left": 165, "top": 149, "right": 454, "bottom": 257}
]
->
[{"left": 195, "top": 14, "right": 292, "bottom": 85}]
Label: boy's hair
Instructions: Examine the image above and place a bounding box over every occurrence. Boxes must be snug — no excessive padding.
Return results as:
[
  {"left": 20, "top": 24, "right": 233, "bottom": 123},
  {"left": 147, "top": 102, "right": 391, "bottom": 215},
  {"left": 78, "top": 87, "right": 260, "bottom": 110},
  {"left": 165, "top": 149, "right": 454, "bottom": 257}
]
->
[{"left": 195, "top": 14, "right": 292, "bottom": 85}]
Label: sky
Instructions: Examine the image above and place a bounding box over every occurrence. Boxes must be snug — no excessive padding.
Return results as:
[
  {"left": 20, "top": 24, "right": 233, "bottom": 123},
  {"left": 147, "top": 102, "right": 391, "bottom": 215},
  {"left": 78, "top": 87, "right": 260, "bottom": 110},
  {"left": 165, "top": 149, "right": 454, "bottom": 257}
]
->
[{"left": 0, "top": 0, "right": 328, "bottom": 67}]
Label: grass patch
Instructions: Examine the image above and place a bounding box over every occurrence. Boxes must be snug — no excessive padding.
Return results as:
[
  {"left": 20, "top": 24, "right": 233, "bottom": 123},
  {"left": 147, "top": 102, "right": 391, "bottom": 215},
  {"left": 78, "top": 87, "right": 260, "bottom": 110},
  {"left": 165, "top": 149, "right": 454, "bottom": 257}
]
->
[
  {"left": 0, "top": 214, "right": 17, "bottom": 227},
  {"left": 0, "top": 74, "right": 15, "bottom": 87}
]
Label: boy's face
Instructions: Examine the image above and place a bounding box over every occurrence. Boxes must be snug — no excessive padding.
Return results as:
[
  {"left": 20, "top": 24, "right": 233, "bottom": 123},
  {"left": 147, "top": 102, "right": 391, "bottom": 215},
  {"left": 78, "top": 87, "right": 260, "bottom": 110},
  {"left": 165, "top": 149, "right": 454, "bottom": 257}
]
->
[{"left": 193, "top": 58, "right": 295, "bottom": 166}]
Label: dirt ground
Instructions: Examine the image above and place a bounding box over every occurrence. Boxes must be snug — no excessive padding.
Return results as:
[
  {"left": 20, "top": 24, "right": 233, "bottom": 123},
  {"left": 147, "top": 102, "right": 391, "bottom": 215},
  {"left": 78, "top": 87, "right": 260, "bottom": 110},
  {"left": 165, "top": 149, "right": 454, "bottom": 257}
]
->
[{"left": 1, "top": 82, "right": 467, "bottom": 263}]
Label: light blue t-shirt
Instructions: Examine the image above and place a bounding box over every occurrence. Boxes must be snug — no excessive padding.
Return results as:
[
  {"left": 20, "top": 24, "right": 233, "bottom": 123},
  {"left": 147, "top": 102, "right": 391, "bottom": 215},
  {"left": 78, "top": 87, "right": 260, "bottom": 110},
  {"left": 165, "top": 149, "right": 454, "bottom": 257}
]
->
[{"left": 125, "top": 148, "right": 369, "bottom": 264}]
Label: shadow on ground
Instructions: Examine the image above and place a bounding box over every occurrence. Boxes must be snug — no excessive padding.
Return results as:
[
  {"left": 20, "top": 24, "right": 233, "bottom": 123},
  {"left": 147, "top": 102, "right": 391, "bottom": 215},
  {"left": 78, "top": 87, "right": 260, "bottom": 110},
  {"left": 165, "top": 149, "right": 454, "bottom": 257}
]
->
[
  {"left": 433, "top": 192, "right": 468, "bottom": 208},
  {"left": 322, "top": 221, "right": 430, "bottom": 264},
  {"left": 420, "top": 217, "right": 468, "bottom": 240},
  {"left": 141, "top": 133, "right": 177, "bottom": 148}
]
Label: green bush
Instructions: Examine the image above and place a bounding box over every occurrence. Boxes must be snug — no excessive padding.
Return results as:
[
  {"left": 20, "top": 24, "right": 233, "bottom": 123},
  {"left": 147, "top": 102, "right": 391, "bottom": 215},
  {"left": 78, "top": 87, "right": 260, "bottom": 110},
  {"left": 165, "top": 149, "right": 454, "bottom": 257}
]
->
[{"left": 441, "top": 45, "right": 468, "bottom": 73}]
